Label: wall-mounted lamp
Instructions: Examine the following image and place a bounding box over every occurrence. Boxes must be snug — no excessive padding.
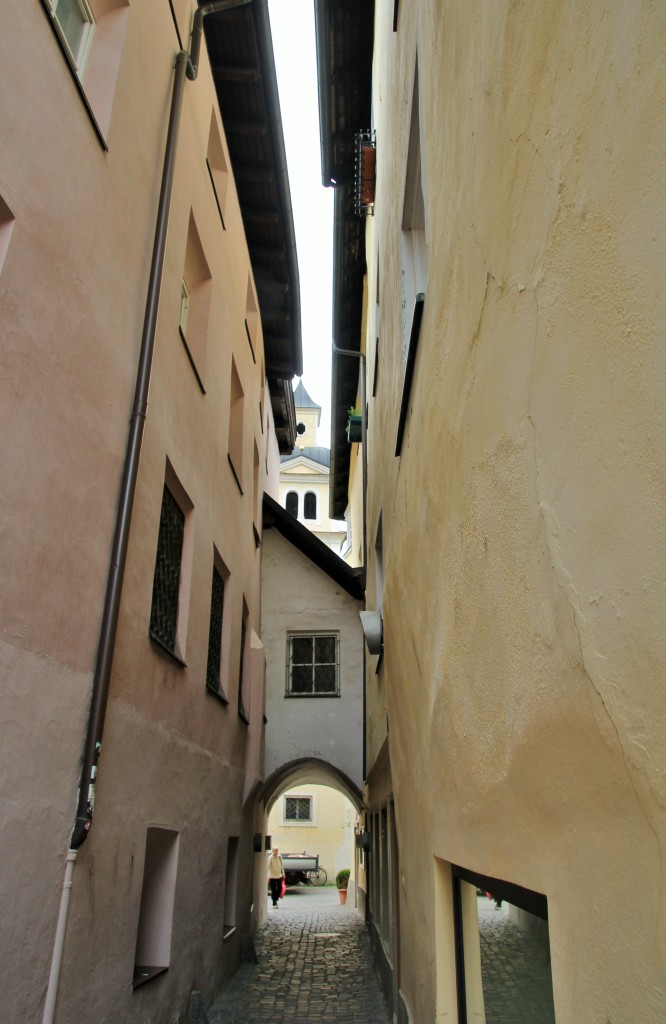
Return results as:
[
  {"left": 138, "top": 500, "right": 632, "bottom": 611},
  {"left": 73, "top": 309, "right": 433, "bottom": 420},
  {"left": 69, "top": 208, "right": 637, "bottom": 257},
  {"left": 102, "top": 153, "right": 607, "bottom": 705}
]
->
[{"left": 359, "top": 609, "right": 383, "bottom": 656}]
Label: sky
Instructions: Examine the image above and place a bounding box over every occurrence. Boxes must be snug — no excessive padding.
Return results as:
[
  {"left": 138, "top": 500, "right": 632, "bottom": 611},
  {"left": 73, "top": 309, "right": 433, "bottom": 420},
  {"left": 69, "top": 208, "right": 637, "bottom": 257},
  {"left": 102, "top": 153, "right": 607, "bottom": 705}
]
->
[{"left": 268, "top": 0, "right": 334, "bottom": 442}]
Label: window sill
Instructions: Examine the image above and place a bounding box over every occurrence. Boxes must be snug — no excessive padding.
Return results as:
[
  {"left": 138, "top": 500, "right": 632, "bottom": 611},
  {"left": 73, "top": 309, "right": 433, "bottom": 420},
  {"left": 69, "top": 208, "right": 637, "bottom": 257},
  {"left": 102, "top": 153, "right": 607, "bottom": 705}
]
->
[
  {"left": 285, "top": 692, "right": 341, "bottom": 699},
  {"left": 149, "top": 631, "right": 187, "bottom": 668},
  {"left": 133, "top": 966, "right": 168, "bottom": 990}
]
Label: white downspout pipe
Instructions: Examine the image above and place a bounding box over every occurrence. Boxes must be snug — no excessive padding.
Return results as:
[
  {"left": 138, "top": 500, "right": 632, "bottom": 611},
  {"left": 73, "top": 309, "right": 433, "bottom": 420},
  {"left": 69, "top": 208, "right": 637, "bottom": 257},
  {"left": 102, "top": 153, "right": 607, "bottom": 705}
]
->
[{"left": 42, "top": 851, "right": 77, "bottom": 1024}]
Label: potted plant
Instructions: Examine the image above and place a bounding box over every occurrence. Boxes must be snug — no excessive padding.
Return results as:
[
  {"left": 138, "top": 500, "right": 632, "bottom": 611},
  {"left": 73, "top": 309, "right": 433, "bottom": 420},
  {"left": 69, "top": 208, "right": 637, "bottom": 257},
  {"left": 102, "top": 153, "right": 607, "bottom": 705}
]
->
[
  {"left": 336, "top": 868, "right": 351, "bottom": 905},
  {"left": 346, "top": 408, "right": 362, "bottom": 443}
]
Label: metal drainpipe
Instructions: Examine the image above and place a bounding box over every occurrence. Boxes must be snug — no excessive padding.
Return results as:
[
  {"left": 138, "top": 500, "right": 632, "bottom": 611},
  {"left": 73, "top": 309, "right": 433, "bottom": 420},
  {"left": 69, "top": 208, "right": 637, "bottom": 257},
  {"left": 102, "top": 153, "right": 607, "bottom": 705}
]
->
[
  {"left": 332, "top": 344, "right": 367, "bottom": 574},
  {"left": 332, "top": 344, "right": 367, "bottom": 781},
  {"left": 43, "top": 4, "right": 252, "bottom": 1021}
]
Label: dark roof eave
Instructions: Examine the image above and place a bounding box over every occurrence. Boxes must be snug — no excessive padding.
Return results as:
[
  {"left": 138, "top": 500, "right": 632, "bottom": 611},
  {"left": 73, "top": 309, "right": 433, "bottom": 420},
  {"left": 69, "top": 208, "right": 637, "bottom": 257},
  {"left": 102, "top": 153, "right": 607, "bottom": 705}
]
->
[
  {"left": 251, "top": 0, "right": 302, "bottom": 377},
  {"left": 263, "top": 494, "right": 364, "bottom": 599}
]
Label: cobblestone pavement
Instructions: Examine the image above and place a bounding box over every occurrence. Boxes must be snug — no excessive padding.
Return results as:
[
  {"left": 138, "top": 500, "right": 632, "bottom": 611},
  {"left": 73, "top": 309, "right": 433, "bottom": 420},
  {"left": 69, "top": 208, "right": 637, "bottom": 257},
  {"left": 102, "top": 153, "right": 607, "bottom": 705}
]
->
[
  {"left": 208, "top": 887, "right": 389, "bottom": 1024},
  {"left": 477, "top": 897, "right": 556, "bottom": 1023}
]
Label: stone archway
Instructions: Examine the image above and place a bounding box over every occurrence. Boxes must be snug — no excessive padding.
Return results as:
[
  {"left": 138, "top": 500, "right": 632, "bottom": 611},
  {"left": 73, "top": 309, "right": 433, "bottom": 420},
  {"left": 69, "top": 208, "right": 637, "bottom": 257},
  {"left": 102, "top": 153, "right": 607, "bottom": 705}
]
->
[{"left": 261, "top": 756, "right": 364, "bottom": 815}]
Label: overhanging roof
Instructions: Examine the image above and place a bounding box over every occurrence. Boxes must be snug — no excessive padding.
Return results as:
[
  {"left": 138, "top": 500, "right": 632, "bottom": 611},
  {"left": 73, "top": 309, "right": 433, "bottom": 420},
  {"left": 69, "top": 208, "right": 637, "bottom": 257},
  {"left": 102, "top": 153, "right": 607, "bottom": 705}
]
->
[
  {"left": 315, "top": 0, "right": 374, "bottom": 516},
  {"left": 263, "top": 494, "right": 363, "bottom": 599},
  {"left": 203, "top": 0, "right": 301, "bottom": 452}
]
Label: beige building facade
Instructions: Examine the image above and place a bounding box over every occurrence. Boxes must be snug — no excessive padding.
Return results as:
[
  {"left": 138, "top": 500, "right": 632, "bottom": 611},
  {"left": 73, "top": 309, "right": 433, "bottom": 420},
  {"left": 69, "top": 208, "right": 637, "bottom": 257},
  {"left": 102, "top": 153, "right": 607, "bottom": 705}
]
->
[
  {"left": 318, "top": 1, "right": 666, "bottom": 1022},
  {"left": 0, "top": 2, "right": 300, "bottom": 1022},
  {"left": 267, "top": 783, "right": 356, "bottom": 888}
]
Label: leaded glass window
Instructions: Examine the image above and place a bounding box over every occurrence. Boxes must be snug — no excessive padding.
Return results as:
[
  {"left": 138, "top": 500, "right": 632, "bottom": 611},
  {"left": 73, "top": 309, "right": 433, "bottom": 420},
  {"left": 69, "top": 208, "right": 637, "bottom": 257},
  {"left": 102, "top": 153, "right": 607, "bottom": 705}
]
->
[
  {"left": 149, "top": 486, "right": 184, "bottom": 655},
  {"left": 286, "top": 633, "right": 339, "bottom": 697}
]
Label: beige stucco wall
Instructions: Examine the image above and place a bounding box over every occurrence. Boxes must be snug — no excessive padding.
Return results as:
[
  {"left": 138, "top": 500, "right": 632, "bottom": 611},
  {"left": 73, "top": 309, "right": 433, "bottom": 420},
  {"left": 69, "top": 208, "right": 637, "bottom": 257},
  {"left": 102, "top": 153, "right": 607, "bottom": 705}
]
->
[
  {"left": 267, "top": 783, "right": 356, "bottom": 885},
  {"left": 262, "top": 528, "right": 364, "bottom": 790},
  {"left": 0, "top": 1, "right": 276, "bottom": 1020},
  {"left": 364, "top": 1, "right": 666, "bottom": 1022}
]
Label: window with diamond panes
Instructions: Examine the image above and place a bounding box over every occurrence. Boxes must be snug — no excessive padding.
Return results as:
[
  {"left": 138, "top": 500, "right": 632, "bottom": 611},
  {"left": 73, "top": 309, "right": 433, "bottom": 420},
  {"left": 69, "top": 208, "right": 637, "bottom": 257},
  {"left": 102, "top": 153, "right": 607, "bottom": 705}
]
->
[
  {"left": 149, "top": 486, "right": 184, "bottom": 655},
  {"left": 287, "top": 633, "right": 339, "bottom": 697},
  {"left": 285, "top": 796, "right": 312, "bottom": 821},
  {"left": 206, "top": 566, "right": 225, "bottom": 695},
  {"left": 304, "top": 491, "right": 316, "bottom": 520}
]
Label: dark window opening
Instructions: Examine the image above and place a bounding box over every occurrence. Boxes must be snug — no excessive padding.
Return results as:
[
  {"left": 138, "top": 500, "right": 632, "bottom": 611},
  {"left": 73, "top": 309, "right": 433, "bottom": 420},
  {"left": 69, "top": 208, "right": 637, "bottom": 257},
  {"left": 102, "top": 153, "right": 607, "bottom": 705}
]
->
[
  {"left": 285, "top": 796, "right": 312, "bottom": 821},
  {"left": 303, "top": 491, "right": 316, "bottom": 520},
  {"left": 206, "top": 566, "right": 226, "bottom": 697},
  {"left": 286, "top": 491, "right": 298, "bottom": 518},
  {"left": 149, "top": 486, "right": 184, "bottom": 656}
]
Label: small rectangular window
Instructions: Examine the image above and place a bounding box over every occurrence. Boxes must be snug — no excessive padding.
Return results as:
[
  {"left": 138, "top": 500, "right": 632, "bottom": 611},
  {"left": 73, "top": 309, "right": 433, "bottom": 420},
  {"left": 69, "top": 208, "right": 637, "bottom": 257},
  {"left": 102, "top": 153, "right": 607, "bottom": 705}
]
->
[
  {"left": 286, "top": 633, "right": 340, "bottom": 697},
  {"left": 285, "top": 796, "right": 312, "bottom": 821},
  {"left": 237, "top": 606, "right": 249, "bottom": 722},
  {"left": 149, "top": 472, "right": 193, "bottom": 664},
  {"left": 228, "top": 358, "right": 245, "bottom": 490},
  {"left": 133, "top": 828, "right": 179, "bottom": 988}
]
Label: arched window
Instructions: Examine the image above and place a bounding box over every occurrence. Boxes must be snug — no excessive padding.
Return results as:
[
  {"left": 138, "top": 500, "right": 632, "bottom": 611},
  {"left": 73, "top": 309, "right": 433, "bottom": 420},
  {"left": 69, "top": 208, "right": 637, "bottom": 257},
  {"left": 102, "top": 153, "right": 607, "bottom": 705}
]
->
[
  {"left": 286, "top": 491, "right": 298, "bottom": 518},
  {"left": 304, "top": 492, "right": 316, "bottom": 520}
]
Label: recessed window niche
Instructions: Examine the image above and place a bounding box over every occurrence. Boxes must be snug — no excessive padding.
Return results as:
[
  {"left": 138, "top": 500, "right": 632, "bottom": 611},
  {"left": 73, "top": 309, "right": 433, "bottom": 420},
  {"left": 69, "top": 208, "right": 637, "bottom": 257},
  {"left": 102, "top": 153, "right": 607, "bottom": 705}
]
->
[{"left": 133, "top": 828, "right": 180, "bottom": 988}]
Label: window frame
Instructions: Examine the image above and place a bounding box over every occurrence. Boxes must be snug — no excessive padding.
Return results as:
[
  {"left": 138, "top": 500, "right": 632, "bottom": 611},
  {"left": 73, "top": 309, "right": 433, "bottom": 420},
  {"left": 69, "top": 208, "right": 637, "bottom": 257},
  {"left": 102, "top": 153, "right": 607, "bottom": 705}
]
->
[
  {"left": 282, "top": 794, "right": 315, "bottom": 825},
  {"left": 285, "top": 632, "right": 340, "bottom": 698},
  {"left": 303, "top": 491, "right": 317, "bottom": 521},
  {"left": 48, "top": 0, "right": 95, "bottom": 75}
]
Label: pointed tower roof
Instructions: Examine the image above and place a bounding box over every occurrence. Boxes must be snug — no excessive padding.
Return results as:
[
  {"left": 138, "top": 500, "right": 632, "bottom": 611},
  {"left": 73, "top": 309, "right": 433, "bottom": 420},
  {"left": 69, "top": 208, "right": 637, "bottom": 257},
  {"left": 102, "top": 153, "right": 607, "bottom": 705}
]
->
[{"left": 293, "top": 380, "right": 321, "bottom": 412}]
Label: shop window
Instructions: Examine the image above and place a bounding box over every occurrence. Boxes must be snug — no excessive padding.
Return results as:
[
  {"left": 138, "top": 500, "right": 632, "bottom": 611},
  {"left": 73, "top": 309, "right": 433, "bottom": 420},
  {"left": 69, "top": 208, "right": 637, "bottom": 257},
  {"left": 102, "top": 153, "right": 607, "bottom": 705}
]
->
[{"left": 448, "top": 866, "right": 556, "bottom": 1023}]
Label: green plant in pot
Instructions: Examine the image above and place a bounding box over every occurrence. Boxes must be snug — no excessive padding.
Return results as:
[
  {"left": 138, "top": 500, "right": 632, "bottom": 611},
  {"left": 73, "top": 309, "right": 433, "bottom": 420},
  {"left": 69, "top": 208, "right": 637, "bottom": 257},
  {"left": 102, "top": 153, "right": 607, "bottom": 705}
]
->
[{"left": 336, "top": 869, "right": 351, "bottom": 904}]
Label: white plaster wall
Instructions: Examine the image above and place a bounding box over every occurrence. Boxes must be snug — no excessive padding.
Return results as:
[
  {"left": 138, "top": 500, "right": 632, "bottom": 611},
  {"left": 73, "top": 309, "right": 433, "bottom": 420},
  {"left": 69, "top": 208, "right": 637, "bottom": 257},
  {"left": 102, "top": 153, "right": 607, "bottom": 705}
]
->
[
  {"left": 364, "top": 1, "right": 666, "bottom": 1022},
  {"left": 262, "top": 529, "right": 364, "bottom": 790}
]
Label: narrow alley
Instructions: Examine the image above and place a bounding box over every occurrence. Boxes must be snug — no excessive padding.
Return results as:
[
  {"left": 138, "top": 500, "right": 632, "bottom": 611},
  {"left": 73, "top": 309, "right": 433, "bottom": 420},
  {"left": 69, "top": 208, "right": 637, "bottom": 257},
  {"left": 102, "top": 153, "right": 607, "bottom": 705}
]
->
[{"left": 208, "top": 888, "right": 389, "bottom": 1024}]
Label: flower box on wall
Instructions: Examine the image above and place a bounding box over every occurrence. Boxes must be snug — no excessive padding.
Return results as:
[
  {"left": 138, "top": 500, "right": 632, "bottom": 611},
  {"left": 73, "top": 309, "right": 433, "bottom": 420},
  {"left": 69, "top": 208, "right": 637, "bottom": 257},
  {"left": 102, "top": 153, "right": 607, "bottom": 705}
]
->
[{"left": 347, "top": 414, "right": 362, "bottom": 443}]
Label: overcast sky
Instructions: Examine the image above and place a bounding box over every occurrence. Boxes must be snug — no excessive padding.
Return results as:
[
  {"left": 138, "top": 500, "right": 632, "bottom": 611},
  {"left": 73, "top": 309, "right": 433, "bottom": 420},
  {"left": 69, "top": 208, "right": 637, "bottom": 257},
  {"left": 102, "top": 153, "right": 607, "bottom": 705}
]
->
[{"left": 268, "top": 0, "right": 334, "bottom": 442}]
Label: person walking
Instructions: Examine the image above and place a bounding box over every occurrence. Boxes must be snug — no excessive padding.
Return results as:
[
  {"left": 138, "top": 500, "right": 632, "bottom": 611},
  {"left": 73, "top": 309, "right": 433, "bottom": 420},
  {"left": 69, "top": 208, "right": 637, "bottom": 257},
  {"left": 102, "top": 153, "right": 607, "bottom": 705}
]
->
[{"left": 267, "top": 846, "right": 284, "bottom": 908}]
